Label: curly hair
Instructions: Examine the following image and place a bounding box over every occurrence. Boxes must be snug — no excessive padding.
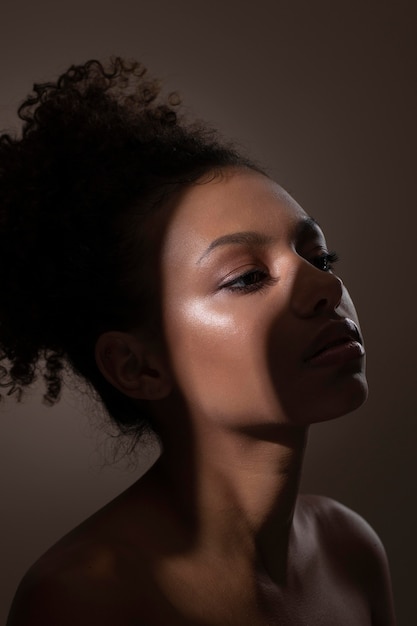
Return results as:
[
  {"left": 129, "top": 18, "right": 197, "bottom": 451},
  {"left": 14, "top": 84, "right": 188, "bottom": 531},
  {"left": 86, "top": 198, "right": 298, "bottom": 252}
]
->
[{"left": 0, "top": 57, "right": 256, "bottom": 441}]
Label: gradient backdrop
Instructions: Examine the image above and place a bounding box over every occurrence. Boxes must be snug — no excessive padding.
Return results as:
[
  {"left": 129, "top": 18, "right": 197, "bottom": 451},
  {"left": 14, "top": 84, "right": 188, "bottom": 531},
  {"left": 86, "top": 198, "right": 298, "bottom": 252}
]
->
[{"left": 0, "top": 1, "right": 415, "bottom": 624}]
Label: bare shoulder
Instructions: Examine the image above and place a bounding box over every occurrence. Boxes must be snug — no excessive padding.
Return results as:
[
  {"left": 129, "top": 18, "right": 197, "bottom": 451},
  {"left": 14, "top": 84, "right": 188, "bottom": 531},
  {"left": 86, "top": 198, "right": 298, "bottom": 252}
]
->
[
  {"left": 298, "top": 494, "right": 385, "bottom": 551},
  {"left": 297, "top": 494, "right": 397, "bottom": 625},
  {"left": 6, "top": 538, "right": 153, "bottom": 626},
  {"left": 6, "top": 478, "right": 166, "bottom": 626}
]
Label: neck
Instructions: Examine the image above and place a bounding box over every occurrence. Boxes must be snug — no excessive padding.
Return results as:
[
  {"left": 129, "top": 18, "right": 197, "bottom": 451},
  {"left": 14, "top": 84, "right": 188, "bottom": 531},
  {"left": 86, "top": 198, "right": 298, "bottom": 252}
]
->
[{"left": 153, "top": 416, "right": 308, "bottom": 583}]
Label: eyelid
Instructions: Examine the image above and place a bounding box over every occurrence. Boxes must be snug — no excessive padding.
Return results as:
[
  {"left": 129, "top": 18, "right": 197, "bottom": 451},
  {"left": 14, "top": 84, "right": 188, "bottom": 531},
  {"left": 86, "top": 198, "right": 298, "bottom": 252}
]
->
[
  {"left": 220, "top": 266, "right": 278, "bottom": 294},
  {"left": 219, "top": 263, "right": 261, "bottom": 283}
]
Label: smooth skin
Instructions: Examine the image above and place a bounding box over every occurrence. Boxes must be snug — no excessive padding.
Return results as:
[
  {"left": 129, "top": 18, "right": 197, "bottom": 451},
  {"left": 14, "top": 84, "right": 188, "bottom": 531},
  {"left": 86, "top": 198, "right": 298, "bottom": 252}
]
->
[{"left": 7, "top": 168, "right": 396, "bottom": 625}]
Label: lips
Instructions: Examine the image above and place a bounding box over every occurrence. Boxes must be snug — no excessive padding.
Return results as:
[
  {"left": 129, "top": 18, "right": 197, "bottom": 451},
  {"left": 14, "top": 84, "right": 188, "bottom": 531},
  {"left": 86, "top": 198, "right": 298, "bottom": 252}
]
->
[{"left": 303, "top": 318, "right": 364, "bottom": 365}]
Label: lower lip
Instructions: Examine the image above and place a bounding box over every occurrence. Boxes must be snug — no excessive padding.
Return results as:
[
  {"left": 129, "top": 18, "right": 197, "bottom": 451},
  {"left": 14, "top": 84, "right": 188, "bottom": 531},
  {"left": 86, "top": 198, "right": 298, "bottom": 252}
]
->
[{"left": 306, "top": 341, "right": 365, "bottom": 367}]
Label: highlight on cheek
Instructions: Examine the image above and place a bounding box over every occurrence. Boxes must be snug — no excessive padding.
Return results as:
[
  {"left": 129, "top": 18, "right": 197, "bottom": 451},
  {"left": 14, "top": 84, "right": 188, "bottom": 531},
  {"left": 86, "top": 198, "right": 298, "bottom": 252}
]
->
[{"left": 181, "top": 298, "right": 239, "bottom": 330}]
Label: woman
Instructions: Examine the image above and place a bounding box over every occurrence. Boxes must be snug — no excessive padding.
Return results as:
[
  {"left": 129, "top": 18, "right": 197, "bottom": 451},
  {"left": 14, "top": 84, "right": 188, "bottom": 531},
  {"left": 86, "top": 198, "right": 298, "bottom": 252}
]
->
[{"left": 2, "top": 59, "right": 396, "bottom": 625}]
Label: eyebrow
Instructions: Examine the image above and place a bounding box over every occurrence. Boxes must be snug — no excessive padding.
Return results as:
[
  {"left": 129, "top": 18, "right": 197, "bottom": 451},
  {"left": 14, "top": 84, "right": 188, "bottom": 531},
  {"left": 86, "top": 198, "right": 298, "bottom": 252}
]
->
[
  {"left": 197, "top": 231, "right": 275, "bottom": 263},
  {"left": 197, "top": 216, "right": 321, "bottom": 264}
]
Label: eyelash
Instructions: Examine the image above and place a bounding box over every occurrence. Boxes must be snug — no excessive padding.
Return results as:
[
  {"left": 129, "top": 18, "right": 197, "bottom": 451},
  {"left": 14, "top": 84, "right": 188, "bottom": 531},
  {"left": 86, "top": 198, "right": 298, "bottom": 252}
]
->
[
  {"left": 311, "top": 251, "right": 339, "bottom": 272},
  {"left": 222, "top": 270, "right": 277, "bottom": 294},
  {"left": 221, "top": 251, "right": 339, "bottom": 294}
]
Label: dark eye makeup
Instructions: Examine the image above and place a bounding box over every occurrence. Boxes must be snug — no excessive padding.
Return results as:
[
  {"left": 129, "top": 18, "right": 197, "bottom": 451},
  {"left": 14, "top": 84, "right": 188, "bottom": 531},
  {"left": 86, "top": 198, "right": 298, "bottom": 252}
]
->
[
  {"left": 222, "top": 269, "right": 277, "bottom": 294},
  {"left": 220, "top": 251, "right": 339, "bottom": 295},
  {"left": 310, "top": 251, "right": 339, "bottom": 272}
]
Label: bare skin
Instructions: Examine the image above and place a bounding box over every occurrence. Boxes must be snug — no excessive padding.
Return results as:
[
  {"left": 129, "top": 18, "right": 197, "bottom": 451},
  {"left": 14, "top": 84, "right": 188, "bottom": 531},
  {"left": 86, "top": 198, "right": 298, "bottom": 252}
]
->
[{"left": 7, "top": 169, "right": 396, "bottom": 625}]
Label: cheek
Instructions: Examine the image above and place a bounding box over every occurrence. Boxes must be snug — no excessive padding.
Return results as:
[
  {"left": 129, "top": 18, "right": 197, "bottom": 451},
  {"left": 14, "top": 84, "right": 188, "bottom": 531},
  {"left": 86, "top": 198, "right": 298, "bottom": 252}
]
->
[
  {"left": 163, "top": 296, "right": 280, "bottom": 418},
  {"left": 181, "top": 299, "right": 236, "bottom": 333},
  {"left": 166, "top": 297, "right": 251, "bottom": 372}
]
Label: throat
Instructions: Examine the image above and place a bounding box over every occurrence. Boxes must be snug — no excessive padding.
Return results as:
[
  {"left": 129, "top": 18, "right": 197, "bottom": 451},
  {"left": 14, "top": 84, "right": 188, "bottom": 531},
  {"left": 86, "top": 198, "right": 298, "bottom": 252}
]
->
[{"left": 155, "top": 422, "right": 308, "bottom": 584}]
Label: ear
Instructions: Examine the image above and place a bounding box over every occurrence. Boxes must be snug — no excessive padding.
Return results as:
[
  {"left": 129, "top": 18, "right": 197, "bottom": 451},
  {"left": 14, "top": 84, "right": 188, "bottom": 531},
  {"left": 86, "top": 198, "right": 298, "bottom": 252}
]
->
[{"left": 95, "top": 331, "right": 172, "bottom": 401}]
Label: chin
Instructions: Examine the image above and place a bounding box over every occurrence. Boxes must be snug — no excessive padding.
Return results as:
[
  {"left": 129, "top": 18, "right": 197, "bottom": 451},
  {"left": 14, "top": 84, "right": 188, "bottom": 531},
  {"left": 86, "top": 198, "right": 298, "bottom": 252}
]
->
[{"left": 309, "top": 372, "right": 369, "bottom": 424}]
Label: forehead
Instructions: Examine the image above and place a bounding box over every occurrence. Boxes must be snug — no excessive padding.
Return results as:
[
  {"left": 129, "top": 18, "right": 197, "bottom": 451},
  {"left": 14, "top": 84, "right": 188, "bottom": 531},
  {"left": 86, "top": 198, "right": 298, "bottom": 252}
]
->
[{"left": 159, "top": 168, "right": 309, "bottom": 264}]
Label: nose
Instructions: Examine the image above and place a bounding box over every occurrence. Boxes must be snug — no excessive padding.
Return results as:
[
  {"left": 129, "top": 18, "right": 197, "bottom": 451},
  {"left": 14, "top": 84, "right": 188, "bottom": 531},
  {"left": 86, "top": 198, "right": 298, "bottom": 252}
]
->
[{"left": 290, "top": 258, "right": 343, "bottom": 318}]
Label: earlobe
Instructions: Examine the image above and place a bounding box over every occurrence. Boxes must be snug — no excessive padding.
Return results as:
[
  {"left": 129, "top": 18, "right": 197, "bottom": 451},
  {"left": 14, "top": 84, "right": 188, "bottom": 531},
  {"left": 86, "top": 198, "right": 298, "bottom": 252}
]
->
[{"left": 95, "top": 331, "right": 172, "bottom": 400}]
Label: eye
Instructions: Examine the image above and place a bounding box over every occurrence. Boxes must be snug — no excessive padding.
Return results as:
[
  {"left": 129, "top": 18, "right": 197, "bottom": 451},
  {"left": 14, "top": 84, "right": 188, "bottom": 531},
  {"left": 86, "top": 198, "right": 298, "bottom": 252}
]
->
[
  {"left": 221, "top": 269, "right": 277, "bottom": 294},
  {"left": 310, "top": 251, "right": 339, "bottom": 272}
]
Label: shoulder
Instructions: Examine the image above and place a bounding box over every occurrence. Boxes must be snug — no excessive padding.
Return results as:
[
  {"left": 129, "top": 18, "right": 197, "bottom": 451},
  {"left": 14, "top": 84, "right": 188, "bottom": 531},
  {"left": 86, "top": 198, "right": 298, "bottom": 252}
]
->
[
  {"left": 6, "top": 537, "right": 156, "bottom": 626},
  {"left": 297, "top": 494, "right": 396, "bottom": 625},
  {"left": 6, "top": 472, "right": 182, "bottom": 626},
  {"left": 298, "top": 494, "right": 387, "bottom": 563},
  {"left": 7, "top": 545, "right": 127, "bottom": 626},
  {"left": 299, "top": 494, "right": 381, "bottom": 544}
]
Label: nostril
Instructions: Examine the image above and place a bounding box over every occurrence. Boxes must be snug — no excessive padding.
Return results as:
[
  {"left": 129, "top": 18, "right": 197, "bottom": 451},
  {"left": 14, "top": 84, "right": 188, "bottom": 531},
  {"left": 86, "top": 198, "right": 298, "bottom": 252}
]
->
[{"left": 313, "top": 298, "right": 329, "bottom": 313}]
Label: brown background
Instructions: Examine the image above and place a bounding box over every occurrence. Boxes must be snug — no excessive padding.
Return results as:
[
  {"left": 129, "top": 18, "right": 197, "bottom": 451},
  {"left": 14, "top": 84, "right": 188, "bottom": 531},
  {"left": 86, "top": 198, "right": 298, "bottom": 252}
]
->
[{"left": 0, "top": 1, "right": 415, "bottom": 624}]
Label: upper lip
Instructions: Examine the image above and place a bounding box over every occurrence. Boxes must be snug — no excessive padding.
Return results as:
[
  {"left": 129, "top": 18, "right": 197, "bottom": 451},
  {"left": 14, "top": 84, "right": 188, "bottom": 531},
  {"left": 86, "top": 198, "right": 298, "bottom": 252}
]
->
[{"left": 303, "top": 318, "right": 363, "bottom": 362}]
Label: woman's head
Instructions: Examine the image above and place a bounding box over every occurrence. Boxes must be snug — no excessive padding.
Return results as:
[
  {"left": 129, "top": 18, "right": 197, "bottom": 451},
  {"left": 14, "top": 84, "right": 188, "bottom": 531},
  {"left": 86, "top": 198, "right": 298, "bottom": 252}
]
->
[
  {"left": 123, "top": 168, "right": 367, "bottom": 438},
  {"left": 0, "top": 58, "right": 255, "bottom": 440},
  {"left": 0, "top": 58, "right": 367, "bottom": 446}
]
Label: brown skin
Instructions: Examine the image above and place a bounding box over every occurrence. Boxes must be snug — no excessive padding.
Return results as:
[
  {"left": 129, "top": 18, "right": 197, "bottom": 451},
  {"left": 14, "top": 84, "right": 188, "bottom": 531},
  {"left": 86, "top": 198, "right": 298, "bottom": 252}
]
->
[{"left": 7, "top": 169, "right": 396, "bottom": 625}]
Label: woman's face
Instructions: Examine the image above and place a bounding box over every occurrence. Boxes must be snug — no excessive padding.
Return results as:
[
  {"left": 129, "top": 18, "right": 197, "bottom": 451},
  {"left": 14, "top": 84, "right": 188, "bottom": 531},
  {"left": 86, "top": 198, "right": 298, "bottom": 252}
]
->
[{"left": 154, "top": 168, "right": 367, "bottom": 431}]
